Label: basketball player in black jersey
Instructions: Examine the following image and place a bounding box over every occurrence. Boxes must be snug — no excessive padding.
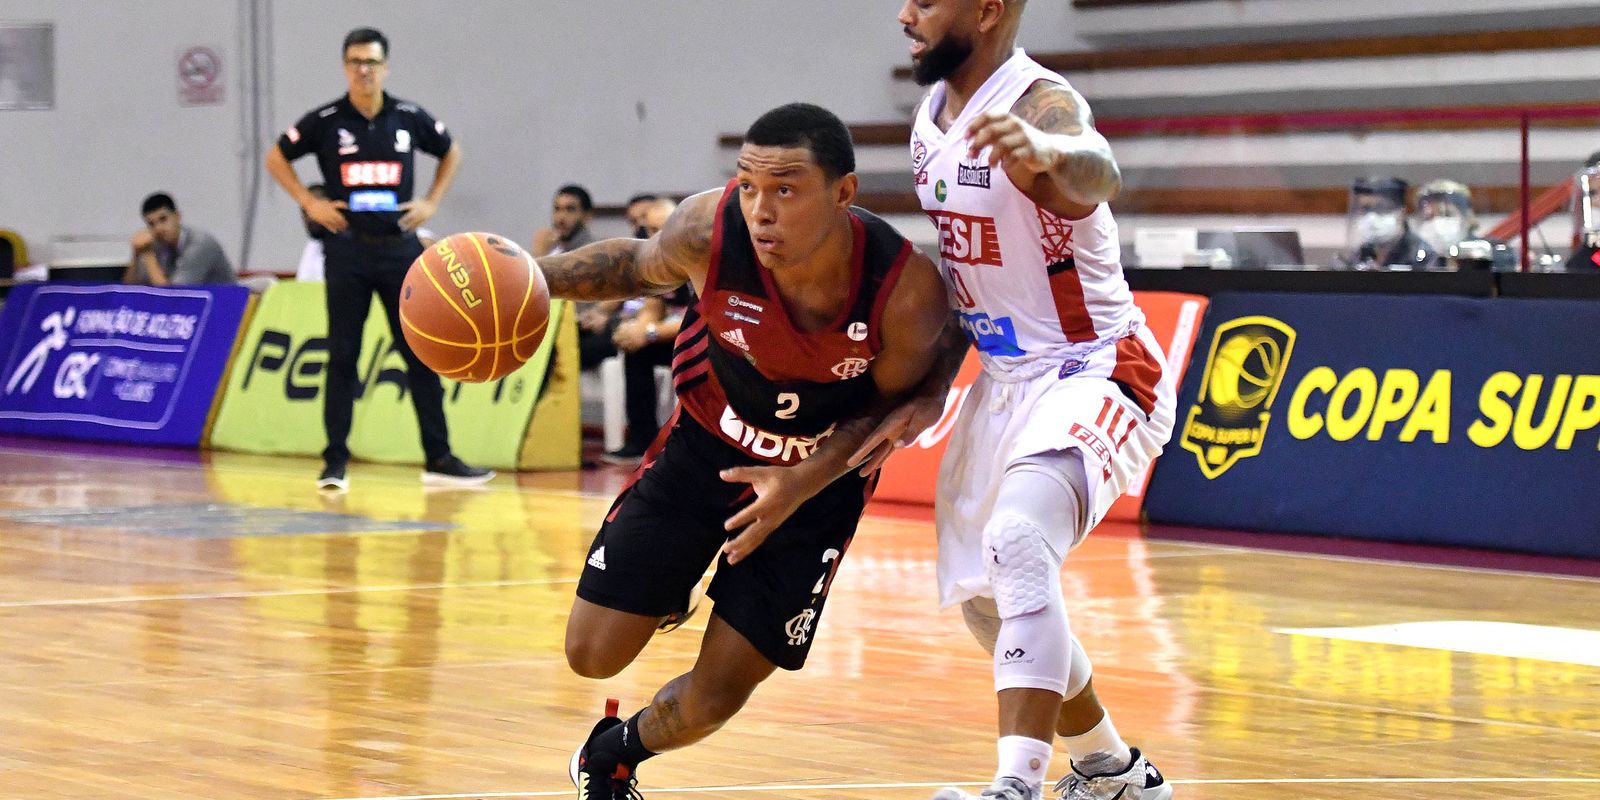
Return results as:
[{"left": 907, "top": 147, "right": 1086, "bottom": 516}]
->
[{"left": 532, "top": 103, "right": 961, "bottom": 800}]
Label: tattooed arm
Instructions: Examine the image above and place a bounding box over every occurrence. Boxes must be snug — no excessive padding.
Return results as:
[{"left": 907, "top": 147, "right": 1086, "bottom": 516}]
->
[
  {"left": 536, "top": 188, "right": 720, "bottom": 301},
  {"left": 963, "top": 80, "right": 1121, "bottom": 210}
]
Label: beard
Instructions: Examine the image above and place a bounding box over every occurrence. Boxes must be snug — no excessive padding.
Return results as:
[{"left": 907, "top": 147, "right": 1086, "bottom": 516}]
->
[{"left": 911, "top": 32, "right": 975, "bottom": 86}]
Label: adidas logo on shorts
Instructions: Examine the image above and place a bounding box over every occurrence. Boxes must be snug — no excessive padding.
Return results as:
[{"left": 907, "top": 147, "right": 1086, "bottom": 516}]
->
[{"left": 587, "top": 546, "right": 607, "bottom": 571}]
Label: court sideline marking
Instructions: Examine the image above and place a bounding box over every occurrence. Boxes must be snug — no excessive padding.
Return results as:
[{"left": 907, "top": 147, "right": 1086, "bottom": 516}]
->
[{"left": 323, "top": 776, "right": 1600, "bottom": 800}]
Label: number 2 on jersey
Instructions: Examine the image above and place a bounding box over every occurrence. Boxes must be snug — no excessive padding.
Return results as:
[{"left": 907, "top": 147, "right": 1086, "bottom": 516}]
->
[{"left": 775, "top": 392, "right": 800, "bottom": 420}]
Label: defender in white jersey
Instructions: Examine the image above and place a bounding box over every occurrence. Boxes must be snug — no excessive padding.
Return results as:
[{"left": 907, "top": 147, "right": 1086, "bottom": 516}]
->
[{"left": 865, "top": 3, "right": 1176, "bottom": 799}]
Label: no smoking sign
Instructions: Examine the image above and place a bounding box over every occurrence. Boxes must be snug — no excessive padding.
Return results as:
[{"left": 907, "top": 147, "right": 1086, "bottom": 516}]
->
[{"left": 177, "top": 46, "right": 223, "bottom": 106}]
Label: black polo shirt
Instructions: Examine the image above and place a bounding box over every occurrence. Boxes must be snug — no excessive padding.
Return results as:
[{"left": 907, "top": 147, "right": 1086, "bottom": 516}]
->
[{"left": 277, "top": 92, "right": 453, "bottom": 236}]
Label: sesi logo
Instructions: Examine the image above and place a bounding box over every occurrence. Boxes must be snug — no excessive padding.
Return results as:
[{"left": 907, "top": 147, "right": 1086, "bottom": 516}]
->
[
  {"left": 929, "top": 210, "right": 1002, "bottom": 267},
  {"left": 341, "top": 161, "right": 402, "bottom": 187}
]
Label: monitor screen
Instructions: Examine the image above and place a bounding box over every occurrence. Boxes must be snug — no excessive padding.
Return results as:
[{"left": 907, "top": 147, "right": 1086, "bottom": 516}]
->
[{"left": 1197, "top": 229, "right": 1305, "bottom": 269}]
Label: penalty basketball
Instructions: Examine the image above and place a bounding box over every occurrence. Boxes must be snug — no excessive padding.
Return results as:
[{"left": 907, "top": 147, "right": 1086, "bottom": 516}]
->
[{"left": 399, "top": 232, "right": 550, "bottom": 383}]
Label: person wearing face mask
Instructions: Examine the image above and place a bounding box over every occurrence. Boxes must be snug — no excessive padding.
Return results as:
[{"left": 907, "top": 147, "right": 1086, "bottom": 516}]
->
[
  {"left": 1413, "top": 180, "right": 1477, "bottom": 269},
  {"left": 1346, "top": 176, "right": 1435, "bottom": 270}
]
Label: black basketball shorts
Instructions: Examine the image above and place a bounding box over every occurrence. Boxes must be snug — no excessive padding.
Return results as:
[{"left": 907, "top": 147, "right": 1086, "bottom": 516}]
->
[{"left": 576, "top": 412, "right": 873, "bottom": 670}]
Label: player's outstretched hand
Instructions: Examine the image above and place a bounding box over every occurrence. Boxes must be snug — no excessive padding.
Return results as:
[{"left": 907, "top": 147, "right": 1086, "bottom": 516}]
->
[
  {"left": 965, "top": 109, "right": 1059, "bottom": 175},
  {"left": 846, "top": 393, "right": 950, "bottom": 476},
  {"left": 719, "top": 465, "right": 822, "bottom": 565}
]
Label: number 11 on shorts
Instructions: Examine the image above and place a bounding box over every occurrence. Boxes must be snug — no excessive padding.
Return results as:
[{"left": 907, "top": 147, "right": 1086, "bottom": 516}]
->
[{"left": 1095, "top": 395, "right": 1139, "bottom": 453}]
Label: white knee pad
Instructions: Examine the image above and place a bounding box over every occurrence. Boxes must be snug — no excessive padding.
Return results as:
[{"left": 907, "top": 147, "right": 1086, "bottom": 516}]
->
[
  {"left": 983, "top": 514, "right": 1058, "bottom": 620},
  {"left": 982, "top": 456, "right": 1095, "bottom": 696}
]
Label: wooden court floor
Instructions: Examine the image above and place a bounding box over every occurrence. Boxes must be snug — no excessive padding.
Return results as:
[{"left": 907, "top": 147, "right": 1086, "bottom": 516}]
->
[{"left": 0, "top": 439, "right": 1595, "bottom": 799}]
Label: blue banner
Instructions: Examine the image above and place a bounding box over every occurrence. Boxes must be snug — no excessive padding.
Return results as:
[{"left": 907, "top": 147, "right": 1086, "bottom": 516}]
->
[
  {"left": 0, "top": 284, "right": 251, "bottom": 446},
  {"left": 1145, "top": 292, "right": 1600, "bottom": 559}
]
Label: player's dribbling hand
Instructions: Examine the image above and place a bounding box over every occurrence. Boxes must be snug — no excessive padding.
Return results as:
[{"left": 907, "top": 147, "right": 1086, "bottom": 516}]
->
[
  {"left": 965, "top": 109, "right": 1060, "bottom": 175},
  {"left": 846, "top": 393, "right": 951, "bottom": 476},
  {"left": 398, "top": 198, "right": 437, "bottom": 232},
  {"left": 718, "top": 465, "right": 822, "bottom": 565},
  {"left": 304, "top": 196, "right": 349, "bottom": 233}
]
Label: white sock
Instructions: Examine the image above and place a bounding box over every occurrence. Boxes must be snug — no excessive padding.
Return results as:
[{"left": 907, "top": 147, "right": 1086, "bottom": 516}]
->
[
  {"left": 1060, "top": 714, "right": 1131, "bottom": 773},
  {"left": 996, "top": 735, "right": 1052, "bottom": 789}
]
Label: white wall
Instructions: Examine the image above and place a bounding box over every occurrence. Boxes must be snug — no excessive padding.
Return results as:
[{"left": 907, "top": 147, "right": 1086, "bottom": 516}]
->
[
  {"left": 0, "top": 0, "right": 1088, "bottom": 272},
  {"left": 0, "top": 0, "right": 243, "bottom": 267},
  {"left": 0, "top": 0, "right": 1563, "bottom": 272}
]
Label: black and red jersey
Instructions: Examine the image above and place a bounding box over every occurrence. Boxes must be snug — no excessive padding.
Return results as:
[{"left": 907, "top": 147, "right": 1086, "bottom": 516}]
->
[{"left": 671, "top": 181, "right": 914, "bottom": 465}]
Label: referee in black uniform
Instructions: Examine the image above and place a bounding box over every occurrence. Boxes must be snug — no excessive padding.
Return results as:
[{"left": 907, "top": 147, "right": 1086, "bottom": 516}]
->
[{"left": 265, "top": 26, "right": 492, "bottom": 491}]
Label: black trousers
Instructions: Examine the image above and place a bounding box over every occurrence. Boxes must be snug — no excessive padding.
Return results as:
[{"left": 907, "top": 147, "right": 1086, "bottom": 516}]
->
[
  {"left": 321, "top": 234, "right": 451, "bottom": 466},
  {"left": 622, "top": 340, "right": 674, "bottom": 450}
]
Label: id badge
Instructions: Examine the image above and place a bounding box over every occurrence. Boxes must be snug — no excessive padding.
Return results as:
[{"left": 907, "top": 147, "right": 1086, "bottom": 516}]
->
[{"left": 349, "top": 190, "right": 399, "bottom": 212}]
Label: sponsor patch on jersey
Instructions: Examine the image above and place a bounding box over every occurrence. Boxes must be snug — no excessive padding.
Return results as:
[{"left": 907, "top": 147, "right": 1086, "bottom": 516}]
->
[
  {"left": 915, "top": 170, "right": 929, "bottom": 186},
  {"left": 285, "top": 126, "right": 300, "bottom": 144},
  {"left": 719, "top": 405, "right": 835, "bottom": 464},
  {"left": 958, "top": 163, "right": 991, "bottom": 189},
  {"left": 1068, "top": 422, "right": 1115, "bottom": 479},
  {"left": 727, "top": 294, "right": 765, "bottom": 313},
  {"left": 1058, "top": 358, "right": 1087, "bottom": 379},
  {"left": 912, "top": 137, "right": 928, "bottom": 170},
  {"left": 930, "top": 210, "right": 1003, "bottom": 268},
  {"left": 341, "top": 161, "right": 403, "bottom": 187},
  {"left": 958, "top": 311, "right": 1024, "bottom": 357},
  {"left": 935, "top": 179, "right": 948, "bottom": 202},
  {"left": 723, "top": 310, "right": 760, "bottom": 326},
  {"left": 348, "top": 190, "right": 399, "bottom": 212},
  {"left": 847, "top": 321, "right": 868, "bottom": 342},
  {"left": 394, "top": 129, "right": 411, "bottom": 153},
  {"left": 337, "top": 127, "right": 357, "bottom": 156},
  {"left": 348, "top": 188, "right": 398, "bottom": 211}
]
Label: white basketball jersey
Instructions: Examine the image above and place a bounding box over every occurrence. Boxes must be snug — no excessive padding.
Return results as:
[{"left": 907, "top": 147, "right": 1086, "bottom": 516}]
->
[{"left": 912, "top": 49, "right": 1141, "bottom": 376}]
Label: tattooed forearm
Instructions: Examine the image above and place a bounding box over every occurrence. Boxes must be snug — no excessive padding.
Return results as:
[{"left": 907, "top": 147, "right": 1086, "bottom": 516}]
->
[
  {"left": 538, "top": 189, "right": 719, "bottom": 302},
  {"left": 537, "top": 238, "right": 669, "bottom": 301},
  {"left": 1016, "top": 83, "right": 1121, "bottom": 205}
]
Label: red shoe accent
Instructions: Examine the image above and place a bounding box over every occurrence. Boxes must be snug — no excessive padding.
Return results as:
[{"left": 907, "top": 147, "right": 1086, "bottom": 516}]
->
[{"left": 605, "top": 698, "right": 620, "bottom": 717}]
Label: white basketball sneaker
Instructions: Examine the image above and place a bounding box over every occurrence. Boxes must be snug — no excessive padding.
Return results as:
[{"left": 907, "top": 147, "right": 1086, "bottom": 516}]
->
[
  {"left": 1054, "top": 748, "right": 1171, "bottom": 800},
  {"left": 931, "top": 776, "right": 1041, "bottom": 800}
]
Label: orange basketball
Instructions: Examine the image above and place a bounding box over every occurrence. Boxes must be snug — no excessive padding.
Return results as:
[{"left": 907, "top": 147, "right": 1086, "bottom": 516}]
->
[{"left": 399, "top": 232, "right": 550, "bottom": 383}]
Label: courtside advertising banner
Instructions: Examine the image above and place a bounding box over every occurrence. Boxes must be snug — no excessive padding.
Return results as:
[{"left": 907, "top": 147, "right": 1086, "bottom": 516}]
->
[
  {"left": 209, "top": 281, "right": 567, "bottom": 469},
  {"left": 0, "top": 284, "right": 250, "bottom": 446},
  {"left": 875, "top": 291, "right": 1208, "bottom": 522},
  {"left": 1145, "top": 292, "right": 1600, "bottom": 558}
]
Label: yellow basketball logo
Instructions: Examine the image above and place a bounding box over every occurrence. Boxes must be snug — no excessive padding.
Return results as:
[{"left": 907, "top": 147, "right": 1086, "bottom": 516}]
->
[{"left": 1180, "top": 316, "right": 1297, "bottom": 479}]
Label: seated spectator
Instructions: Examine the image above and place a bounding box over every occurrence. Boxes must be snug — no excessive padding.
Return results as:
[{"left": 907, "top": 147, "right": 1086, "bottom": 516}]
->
[
  {"left": 1345, "top": 176, "right": 1434, "bottom": 270},
  {"left": 1413, "top": 179, "right": 1477, "bottom": 269},
  {"left": 125, "top": 192, "right": 236, "bottom": 285},
  {"left": 296, "top": 184, "right": 433, "bottom": 281},
  {"left": 625, "top": 193, "right": 658, "bottom": 239},
  {"left": 603, "top": 198, "right": 687, "bottom": 465},
  {"left": 530, "top": 184, "right": 620, "bottom": 369}
]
